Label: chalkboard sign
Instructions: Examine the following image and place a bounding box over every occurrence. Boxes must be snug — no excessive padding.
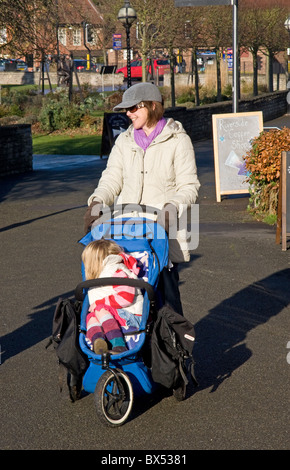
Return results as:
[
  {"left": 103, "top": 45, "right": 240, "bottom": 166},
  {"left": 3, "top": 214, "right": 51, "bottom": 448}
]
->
[
  {"left": 212, "top": 112, "right": 263, "bottom": 202},
  {"left": 100, "top": 66, "right": 117, "bottom": 74},
  {"left": 100, "top": 112, "right": 130, "bottom": 157},
  {"left": 281, "top": 151, "right": 290, "bottom": 251}
]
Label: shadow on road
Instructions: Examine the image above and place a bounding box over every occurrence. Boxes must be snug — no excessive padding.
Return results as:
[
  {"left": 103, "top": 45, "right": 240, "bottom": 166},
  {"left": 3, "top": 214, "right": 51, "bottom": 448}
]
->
[
  {"left": 193, "top": 268, "right": 290, "bottom": 392},
  {"left": 0, "top": 205, "right": 86, "bottom": 233},
  {"left": 2, "top": 268, "right": 289, "bottom": 417},
  {"left": 0, "top": 292, "right": 74, "bottom": 364}
]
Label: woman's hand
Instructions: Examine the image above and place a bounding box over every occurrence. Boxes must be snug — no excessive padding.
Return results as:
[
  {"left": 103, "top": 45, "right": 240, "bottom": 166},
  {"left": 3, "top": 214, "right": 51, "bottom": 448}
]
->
[
  {"left": 158, "top": 203, "right": 178, "bottom": 233},
  {"left": 83, "top": 201, "right": 103, "bottom": 234}
]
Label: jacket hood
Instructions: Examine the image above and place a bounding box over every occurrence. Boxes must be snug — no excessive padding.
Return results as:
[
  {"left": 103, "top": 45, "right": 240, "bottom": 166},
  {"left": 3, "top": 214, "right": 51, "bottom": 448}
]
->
[{"left": 100, "top": 253, "right": 139, "bottom": 279}]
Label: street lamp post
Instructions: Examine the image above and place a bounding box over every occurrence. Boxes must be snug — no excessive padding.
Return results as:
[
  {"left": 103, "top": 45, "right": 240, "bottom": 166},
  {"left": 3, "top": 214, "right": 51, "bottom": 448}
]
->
[
  {"left": 117, "top": 1, "right": 137, "bottom": 88},
  {"left": 284, "top": 16, "right": 290, "bottom": 114}
]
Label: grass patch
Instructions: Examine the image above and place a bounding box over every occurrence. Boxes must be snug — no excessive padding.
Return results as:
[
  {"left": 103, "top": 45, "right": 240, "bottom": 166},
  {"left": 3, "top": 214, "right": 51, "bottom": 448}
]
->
[
  {"left": 1, "top": 84, "right": 39, "bottom": 93},
  {"left": 33, "top": 133, "right": 102, "bottom": 155}
]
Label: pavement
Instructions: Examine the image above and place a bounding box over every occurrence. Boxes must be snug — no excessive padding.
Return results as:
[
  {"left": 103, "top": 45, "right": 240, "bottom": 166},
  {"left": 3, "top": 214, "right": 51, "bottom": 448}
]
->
[{"left": 0, "top": 113, "right": 290, "bottom": 452}]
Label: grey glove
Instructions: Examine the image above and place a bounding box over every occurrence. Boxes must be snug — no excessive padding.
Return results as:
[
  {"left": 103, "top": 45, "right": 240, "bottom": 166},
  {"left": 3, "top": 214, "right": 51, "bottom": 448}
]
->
[
  {"left": 158, "top": 203, "right": 177, "bottom": 233},
  {"left": 83, "top": 201, "right": 103, "bottom": 234}
]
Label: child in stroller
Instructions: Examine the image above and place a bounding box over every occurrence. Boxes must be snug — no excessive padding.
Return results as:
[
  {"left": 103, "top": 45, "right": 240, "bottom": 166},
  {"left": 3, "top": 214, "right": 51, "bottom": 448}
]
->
[{"left": 81, "top": 238, "right": 144, "bottom": 355}]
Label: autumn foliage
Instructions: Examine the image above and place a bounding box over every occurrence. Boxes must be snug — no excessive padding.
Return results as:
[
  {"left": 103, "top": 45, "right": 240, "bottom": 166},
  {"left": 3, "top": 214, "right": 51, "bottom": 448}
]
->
[{"left": 243, "top": 127, "right": 290, "bottom": 221}]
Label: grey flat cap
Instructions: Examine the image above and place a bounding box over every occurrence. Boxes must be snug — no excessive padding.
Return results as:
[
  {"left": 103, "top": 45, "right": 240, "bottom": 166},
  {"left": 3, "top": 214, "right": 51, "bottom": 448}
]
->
[{"left": 113, "top": 82, "right": 162, "bottom": 111}]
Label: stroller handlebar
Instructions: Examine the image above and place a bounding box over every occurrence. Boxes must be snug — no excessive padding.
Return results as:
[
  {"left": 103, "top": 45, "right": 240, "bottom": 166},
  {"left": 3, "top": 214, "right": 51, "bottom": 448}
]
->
[
  {"left": 100, "top": 204, "right": 161, "bottom": 215},
  {"left": 92, "top": 204, "right": 163, "bottom": 225},
  {"left": 75, "top": 277, "right": 156, "bottom": 302}
]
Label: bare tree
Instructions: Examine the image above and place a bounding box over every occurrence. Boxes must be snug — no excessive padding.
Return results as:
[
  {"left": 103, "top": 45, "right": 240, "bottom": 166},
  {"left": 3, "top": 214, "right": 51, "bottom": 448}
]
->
[
  {"left": 132, "top": 0, "right": 173, "bottom": 82},
  {"left": 91, "top": 0, "right": 124, "bottom": 65},
  {"left": 259, "top": 7, "right": 288, "bottom": 92},
  {"left": 182, "top": 8, "right": 207, "bottom": 106},
  {"left": 239, "top": 6, "right": 265, "bottom": 96},
  {"left": 0, "top": 0, "right": 58, "bottom": 61},
  {"left": 201, "top": 5, "right": 232, "bottom": 102}
]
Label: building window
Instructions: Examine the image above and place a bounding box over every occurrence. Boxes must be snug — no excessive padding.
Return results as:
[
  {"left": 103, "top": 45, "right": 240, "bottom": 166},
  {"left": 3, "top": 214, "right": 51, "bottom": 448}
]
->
[
  {"left": 0, "top": 27, "right": 7, "bottom": 44},
  {"left": 94, "top": 28, "right": 101, "bottom": 46},
  {"left": 86, "top": 26, "right": 98, "bottom": 45},
  {"left": 73, "top": 28, "right": 82, "bottom": 46},
  {"left": 58, "top": 28, "right": 66, "bottom": 46}
]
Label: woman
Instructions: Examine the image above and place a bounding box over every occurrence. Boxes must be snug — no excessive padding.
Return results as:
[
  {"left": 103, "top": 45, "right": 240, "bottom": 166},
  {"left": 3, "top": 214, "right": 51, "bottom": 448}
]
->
[{"left": 84, "top": 82, "right": 200, "bottom": 315}]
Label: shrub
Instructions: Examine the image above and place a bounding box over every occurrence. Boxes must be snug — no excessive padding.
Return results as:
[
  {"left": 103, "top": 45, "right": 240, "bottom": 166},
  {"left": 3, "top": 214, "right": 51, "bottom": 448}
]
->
[
  {"left": 104, "top": 90, "right": 124, "bottom": 110},
  {"left": 222, "top": 83, "right": 232, "bottom": 99},
  {"left": 39, "top": 91, "right": 84, "bottom": 131},
  {"left": 176, "top": 86, "right": 195, "bottom": 104},
  {"left": 0, "top": 103, "right": 23, "bottom": 117},
  {"left": 243, "top": 127, "right": 290, "bottom": 222},
  {"left": 80, "top": 94, "right": 104, "bottom": 112},
  {"left": 80, "top": 114, "right": 103, "bottom": 133},
  {"left": 0, "top": 104, "right": 10, "bottom": 118}
]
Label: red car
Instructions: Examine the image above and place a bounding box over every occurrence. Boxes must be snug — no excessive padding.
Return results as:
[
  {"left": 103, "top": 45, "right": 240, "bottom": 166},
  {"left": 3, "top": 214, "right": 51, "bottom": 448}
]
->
[{"left": 116, "top": 58, "right": 170, "bottom": 78}]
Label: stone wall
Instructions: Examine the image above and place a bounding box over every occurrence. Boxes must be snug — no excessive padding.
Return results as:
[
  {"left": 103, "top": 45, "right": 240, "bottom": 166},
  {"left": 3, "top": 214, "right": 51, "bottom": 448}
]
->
[
  {"left": 0, "top": 71, "right": 123, "bottom": 88},
  {"left": 0, "top": 124, "right": 32, "bottom": 177},
  {"left": 163, "top": 71, "right": 287, "bottom": 91},
  {"left": 164, "top": 90, "right": 288, "bottom": 142}
]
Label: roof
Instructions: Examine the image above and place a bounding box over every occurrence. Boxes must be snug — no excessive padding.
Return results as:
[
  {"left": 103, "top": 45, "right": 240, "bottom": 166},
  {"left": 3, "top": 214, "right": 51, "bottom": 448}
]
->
[{"left": 57, "top": 0, "right": 103, "bottom": 26}]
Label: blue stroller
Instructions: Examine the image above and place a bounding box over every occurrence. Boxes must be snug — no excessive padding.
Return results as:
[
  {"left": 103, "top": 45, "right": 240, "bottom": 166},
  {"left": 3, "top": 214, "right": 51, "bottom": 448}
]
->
[{"left": 76, "top": 205, "right": 170, "bottom": 426}]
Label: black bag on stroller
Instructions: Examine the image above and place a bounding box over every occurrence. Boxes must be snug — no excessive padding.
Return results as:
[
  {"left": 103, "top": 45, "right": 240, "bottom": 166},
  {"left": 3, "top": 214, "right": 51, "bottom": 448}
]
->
[
  {"left": 46, "top": 298, "right": 89, "bottom": 401},
  {"left": 151, "top": 305, "right": 198, "bottom": 400}
]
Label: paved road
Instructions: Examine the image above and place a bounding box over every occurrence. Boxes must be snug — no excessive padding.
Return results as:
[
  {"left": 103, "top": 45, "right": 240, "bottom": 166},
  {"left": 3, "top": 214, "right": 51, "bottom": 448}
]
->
[{"left": 1, "top": 115, "right": 290, "bottom": 454}]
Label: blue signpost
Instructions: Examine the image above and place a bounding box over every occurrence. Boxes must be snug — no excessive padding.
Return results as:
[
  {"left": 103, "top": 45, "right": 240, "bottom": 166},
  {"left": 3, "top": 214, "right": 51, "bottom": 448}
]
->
[{"left": 113, "top": 34, "right": 122, "bottom": 50}]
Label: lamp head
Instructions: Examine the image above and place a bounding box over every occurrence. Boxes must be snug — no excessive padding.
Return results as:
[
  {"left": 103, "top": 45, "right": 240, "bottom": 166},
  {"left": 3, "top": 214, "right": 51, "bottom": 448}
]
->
[
  {"left": 284, "top": 16, "right": 290, "bottom": 33},
  {"left": 118, "top": 1, "right": 137, "bottom": 27}
]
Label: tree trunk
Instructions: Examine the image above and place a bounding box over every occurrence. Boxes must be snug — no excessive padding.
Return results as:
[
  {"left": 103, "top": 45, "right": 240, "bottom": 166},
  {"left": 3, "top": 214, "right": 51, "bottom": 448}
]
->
[
  {"left": 193, "top": 48, "right": 200, "bottom": 107},
  {"left": 170, "top": 48, "right": 176, "bottom": 108},
  {"left": 268, "top": 51, "right": 274, "bottom": 93},
  {"left": 252, "top": 50, "right": 258, "bottom": 96},
  {"left": 216, "top": 47, "right": 221, "bottom": 102}
]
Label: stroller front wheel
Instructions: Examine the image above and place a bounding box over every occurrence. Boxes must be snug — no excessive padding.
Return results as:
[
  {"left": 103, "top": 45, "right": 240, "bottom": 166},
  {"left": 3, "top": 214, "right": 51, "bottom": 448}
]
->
[{"left": 94, "top": 369, "right": 134, "bottom": 427}]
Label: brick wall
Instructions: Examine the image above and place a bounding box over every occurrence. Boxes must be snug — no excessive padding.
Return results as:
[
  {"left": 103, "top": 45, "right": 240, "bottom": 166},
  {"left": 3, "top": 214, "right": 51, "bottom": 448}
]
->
[
  {"left": 0, "top": 124, "right": 32, "bottom": 177},
  {"left": 164, "top": 90, "right": 288, "bottom": 141}
]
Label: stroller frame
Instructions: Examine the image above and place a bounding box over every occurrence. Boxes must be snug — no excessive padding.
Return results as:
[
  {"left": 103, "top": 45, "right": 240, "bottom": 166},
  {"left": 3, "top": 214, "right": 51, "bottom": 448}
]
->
[{"left": 76, "top": 205, "right": 169, "bottom": 426}]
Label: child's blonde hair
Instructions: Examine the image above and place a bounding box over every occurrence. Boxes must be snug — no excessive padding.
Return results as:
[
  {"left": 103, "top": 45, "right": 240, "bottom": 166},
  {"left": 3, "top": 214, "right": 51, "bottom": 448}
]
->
[{"left": 82, "top": 239, "right": 122, "bottom": 279}]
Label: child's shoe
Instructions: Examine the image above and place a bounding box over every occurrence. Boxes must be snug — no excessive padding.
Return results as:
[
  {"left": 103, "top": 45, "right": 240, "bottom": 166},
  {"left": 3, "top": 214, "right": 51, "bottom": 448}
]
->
[
  {"left": 93, "top": 338, "right": 108, "bottom": 355},
  {"left": 110, "top": 346, "right": 127, "bottom": 354}
]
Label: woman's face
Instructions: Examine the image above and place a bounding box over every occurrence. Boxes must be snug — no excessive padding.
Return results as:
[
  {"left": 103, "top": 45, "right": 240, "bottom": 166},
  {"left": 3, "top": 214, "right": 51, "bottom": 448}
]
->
[{"left": 126, "top": 103, "right": 149, "bottom": 131}]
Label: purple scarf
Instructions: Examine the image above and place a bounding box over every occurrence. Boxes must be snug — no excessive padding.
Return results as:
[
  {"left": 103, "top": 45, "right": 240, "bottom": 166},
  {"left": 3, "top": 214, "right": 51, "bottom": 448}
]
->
[{"left": 134, "top": 118, "right": 167, "bottom": 151}]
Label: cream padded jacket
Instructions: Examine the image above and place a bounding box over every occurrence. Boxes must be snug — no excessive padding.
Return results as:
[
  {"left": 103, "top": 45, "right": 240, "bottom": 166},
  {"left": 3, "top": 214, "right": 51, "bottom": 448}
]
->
[{"left": 88, "top": 118, "right": 200, "bottom": 263}]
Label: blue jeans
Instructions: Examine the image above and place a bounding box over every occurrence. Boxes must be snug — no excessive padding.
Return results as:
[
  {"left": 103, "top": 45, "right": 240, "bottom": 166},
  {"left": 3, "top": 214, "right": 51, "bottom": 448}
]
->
[{"left": 117, "top": 309, "right": 142, "bottom": 328}]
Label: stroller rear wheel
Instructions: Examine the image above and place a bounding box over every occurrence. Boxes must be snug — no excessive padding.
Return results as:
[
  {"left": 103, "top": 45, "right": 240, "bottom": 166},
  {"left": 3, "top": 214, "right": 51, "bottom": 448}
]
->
[{"left": 94, "top": 369, "right": 134, "bottom": 427}]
